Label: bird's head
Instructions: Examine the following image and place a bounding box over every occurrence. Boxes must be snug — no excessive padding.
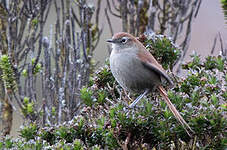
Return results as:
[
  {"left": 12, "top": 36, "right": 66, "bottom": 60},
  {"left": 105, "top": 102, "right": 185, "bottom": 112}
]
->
[{"left": 106, "top": 32, "right": 139, "bottom": 52}]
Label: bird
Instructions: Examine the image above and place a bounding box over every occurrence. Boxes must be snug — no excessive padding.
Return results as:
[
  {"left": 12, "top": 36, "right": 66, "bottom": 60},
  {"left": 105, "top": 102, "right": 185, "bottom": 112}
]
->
[{"left": 106, "top": 32, "right": 194, "bottom": 137}]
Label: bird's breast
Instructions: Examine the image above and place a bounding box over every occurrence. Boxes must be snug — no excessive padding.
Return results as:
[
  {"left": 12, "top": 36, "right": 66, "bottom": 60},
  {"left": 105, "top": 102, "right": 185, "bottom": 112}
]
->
[{"left": 110, "top": 52, "right": 160, "bottom": 92}]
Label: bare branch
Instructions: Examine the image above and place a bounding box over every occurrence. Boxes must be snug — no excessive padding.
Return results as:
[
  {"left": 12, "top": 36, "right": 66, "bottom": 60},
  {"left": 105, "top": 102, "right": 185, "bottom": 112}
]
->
[
  {"left": 211, "top": 34, "right": 218, "bottom": 54},
  {"left": 106, "top": 0, "right": 121, "bottom": 18},
  {"left": 72, "top": 8, "right": 81, "bottom": 27},
  {"left": 95, "top": 0, "right": 101, "bottom": 25},
  {"left": 194, "top": 0, "right": 202, "bottom": 18},
  {"left": 105, "top": 7, "right": 114, "bottom": 36}
]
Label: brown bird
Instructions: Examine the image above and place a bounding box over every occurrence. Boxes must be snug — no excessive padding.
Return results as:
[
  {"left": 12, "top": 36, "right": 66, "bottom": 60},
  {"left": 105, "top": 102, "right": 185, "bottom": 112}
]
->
[{"left": 107, "top": 32, "right": 194, "bottom": 136}]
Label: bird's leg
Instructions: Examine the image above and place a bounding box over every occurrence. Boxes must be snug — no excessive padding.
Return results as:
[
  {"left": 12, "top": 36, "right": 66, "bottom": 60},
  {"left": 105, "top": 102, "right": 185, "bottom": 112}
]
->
[
  {"left": 129, "top": 89, "right": 150, "bottom": 108},
  {"left": 123, "top": 90, "right": 133, "bottom": 102}
]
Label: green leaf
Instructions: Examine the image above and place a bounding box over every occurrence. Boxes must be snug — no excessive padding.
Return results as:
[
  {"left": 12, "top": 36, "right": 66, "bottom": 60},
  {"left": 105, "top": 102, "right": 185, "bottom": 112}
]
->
[
  {"left": 97, "top": 90, "right": 106, "bottom": 104},
  {"left": 0, "top": 142, "right": 3, "bottom": 149},
  {"left": 80, "top": 87, "right": 93, "bottom": 106},
  {"left": 216, "top": 57, "right": 224, "bottom": 71},
  {"left": 73, "top": 139, "right": 83, "bottom": 150},
  {"left": 211, "top": 94, "right": 218, "bottom": 106},
  {"left": 22, "top": 69, "right": 28, "bottom": 77},
  {"left": 23, "top": 97, "right": 29, "bottom": 104},
  {"left": 27, "top": 103, "right": 34, "bottom": 114},
  {"left": 5, "top": 138, "right": 13, "bottom": 149},
  {"left": 163, "top": 108, "right": 171, "bottom": 119}
]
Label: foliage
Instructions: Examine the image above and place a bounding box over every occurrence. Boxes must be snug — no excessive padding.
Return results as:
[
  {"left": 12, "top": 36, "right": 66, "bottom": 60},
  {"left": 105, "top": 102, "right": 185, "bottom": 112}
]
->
[
  {"left": 80, "top": 87, "right": 94, "bottom": 107},
  {"left": 0, "top": 55, "right": 16, "bottom": 91},
  {"left": 0, "top": 0, "right": 204, "bottom": 140},
  {"left": 31, "top": 58, "right": 42, "bottom": 75},
  {"left": 19, "top": 124, "right": 38, "bottom": 141},
  {"left": 1, "top": 53, "right": 226, "bottom": 149},
  {"left": 143, "top": 34, "right": 181, "bottom": 70},
  {"left": 21, "top": 97, "right": 37, "bottom": 118},
  {"left": 220, "top": 0, "right": 227, "bottom": 23}
]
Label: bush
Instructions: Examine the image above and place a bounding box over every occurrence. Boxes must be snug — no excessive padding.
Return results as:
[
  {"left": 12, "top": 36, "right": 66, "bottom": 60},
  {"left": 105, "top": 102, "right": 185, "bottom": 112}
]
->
[{"left": 0, "top": 38, "right": 226, "bottom": 149}]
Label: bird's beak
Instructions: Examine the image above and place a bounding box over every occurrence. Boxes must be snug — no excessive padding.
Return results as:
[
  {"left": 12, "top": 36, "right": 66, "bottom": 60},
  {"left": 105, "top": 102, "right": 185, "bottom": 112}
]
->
[{"left": 106, "top": 39, "right": 115, "bottom": 43}]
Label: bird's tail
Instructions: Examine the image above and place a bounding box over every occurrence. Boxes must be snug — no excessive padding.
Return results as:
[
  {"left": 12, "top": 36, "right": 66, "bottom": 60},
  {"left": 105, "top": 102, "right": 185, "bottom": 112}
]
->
[{"left": 157, "top": 85, "right": 194, "bottom": 137}]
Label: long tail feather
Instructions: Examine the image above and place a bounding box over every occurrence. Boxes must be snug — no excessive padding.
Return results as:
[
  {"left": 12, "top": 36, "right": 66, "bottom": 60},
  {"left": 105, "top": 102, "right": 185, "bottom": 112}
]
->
[{"left": 158, "top": 86, "right": 194, "bottom": 137}]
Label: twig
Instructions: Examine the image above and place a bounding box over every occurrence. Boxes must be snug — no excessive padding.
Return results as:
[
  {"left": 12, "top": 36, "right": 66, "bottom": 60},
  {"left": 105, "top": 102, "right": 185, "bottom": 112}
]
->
[
  {"left": 71, "top": 8, "right": 81, "bottom": 27},
  {"left": 106, "top": 0, "right": 121, "bottom": 18},
  {"left": 105, "top": 8, "right": 114, "bottom": 36},
  {"left": 120, "top": 0, "right": 128, "bottom": 32},
  {"left": 211, "top": 34, "right": 218, "bottom": 54},
  {"left": 128, "top": 1, "right": 135, "bottom": 35},
  {"left": 123, "top": 132, "right": 131, "bottom": 150},
  {"left": 111, "top": 0, "right": 120, "bottom": 12},
  {"left": 192, "top": 135, "right": 197, "bottom": 150},
  {"left": 147, "top": 0, "right": 156, "bottom": 30},
  {"left": 218, "top": 32, "right": 224, "bottom": 55},
  {"left": 32, "top": 1, "right": 48, "bottom": 74},
  {"left": 176, "top": 1, "right": 196, "bottom": 74},
  {"left": 194, "top": 0, "right": 202, "bottom": 18},
  {"left": 95, "top": 0, "right": 101, "bottom": 26}
]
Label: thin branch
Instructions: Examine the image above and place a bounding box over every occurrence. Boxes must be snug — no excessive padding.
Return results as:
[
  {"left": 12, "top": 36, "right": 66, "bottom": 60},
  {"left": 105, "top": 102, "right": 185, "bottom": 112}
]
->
[
  {"left": 105, "top": 7, "right": 114, "bottom": 36},
  {"left": 111, "top": 0, "right": 120, "bottom": 12},
  {"left": 128, "top": 1, "right": 135, "bottom": 35},
  {"left": 92, "top": 27, "right": 103, "bottom": 50},
  {"left": 123, "top": 132, "right": 131, "bottom": 150},
  {"left": 95, "top": 0, "right": 101, "bottom": 26},
  {"left": 218, "top": 32, "right": 224, "bottom": 55},
  {"left": 71, "top": 8, "right": 81, "bottom": 27},
  {"left": 194, "top": 0, "right": 202, "bottom": 18},
  {"left": 106, "top": 0, "right": 121, "bottom": 18},
  {"left": 120, "top": 0, "right": 128, "bottom": 32},
  {"left": 211, "top": 34, "right": 218, "bottom": 54}
]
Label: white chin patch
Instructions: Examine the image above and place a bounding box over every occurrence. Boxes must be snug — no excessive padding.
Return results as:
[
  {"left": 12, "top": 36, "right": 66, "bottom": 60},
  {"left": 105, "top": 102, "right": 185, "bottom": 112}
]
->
[{"left": 111, "top": 43, "right": 116, "bottom": 49}]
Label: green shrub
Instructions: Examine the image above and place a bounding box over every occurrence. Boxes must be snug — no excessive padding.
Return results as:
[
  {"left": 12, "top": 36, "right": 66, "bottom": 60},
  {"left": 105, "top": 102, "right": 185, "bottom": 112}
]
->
[
  {"left": 19, "top": 123, "right": 38, "bottom": 141},
  {"left": 1, "top": 54, "right": 226, "bottom": 149},
  {"left": 144, "top": 35, "right": 181, "bottom": 70},
  {"left": 1, "top": 36, "right": 226, "bottom": 150}
]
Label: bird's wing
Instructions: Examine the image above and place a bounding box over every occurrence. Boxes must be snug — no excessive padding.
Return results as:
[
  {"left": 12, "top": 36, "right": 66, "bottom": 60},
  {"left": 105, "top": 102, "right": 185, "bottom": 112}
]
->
[
  {"left": 137, "top": 48, "right": 173, "bottom": 86},
  {"left": 141, "top": 61, "right": 173, "bottom": 86}
]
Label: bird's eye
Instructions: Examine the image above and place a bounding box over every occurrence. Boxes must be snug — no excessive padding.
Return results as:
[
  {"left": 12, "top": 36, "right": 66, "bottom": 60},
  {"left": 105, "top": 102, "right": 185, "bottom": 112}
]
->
[{"left": 121, "top": 37, "right": 128, "bottom": 43}]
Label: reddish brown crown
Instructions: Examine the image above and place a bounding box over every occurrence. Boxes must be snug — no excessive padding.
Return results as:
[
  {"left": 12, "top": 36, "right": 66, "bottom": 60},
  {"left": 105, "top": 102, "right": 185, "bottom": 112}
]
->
[{"left": 112, "top": 32, "right": 136, "bottom": 41}]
